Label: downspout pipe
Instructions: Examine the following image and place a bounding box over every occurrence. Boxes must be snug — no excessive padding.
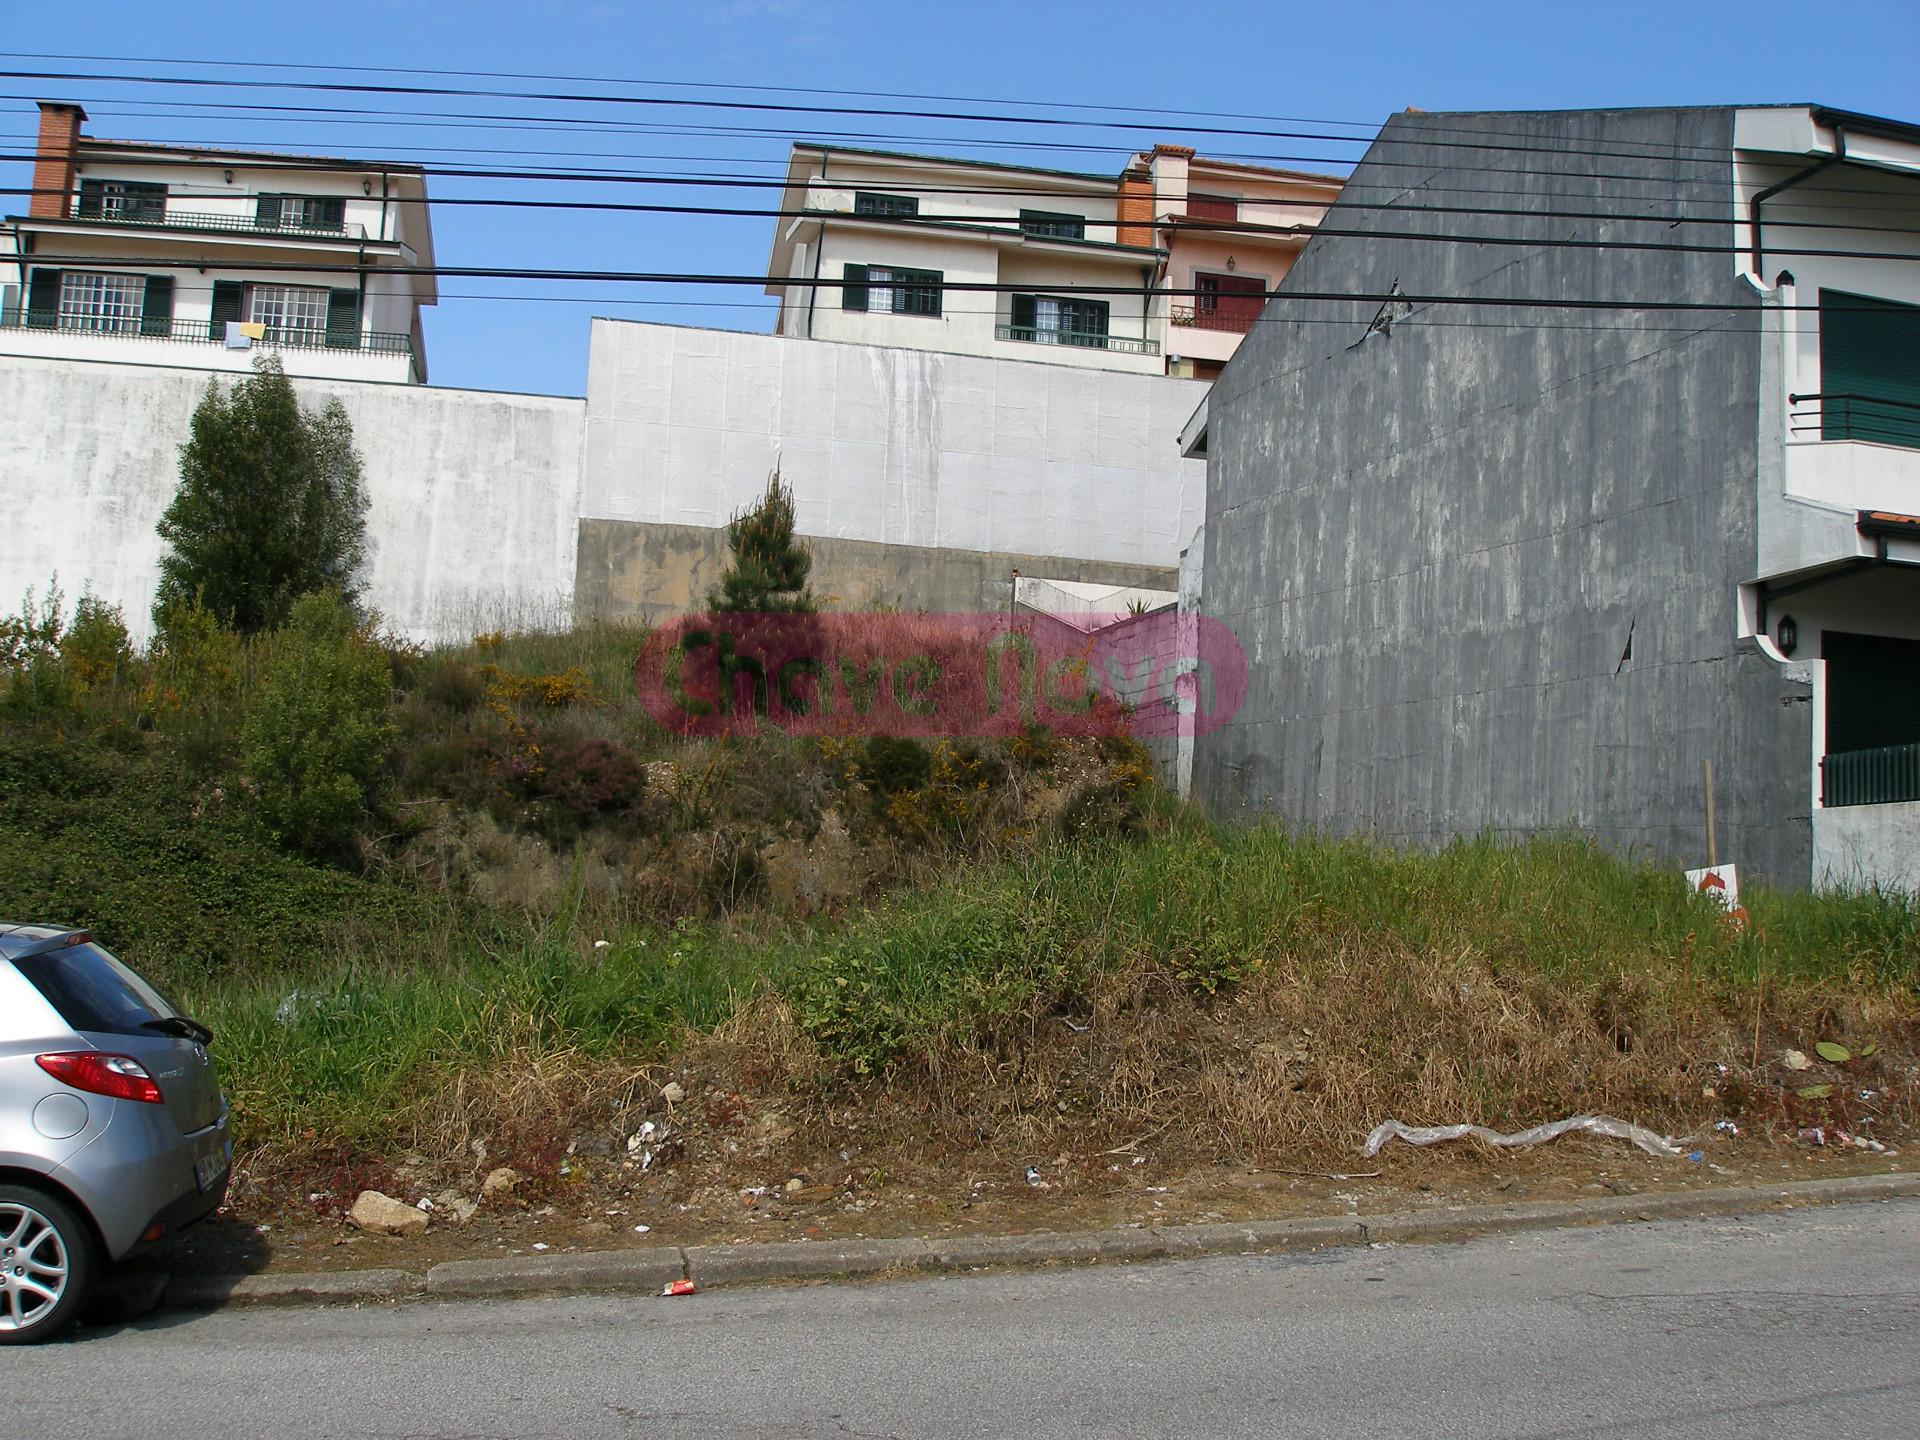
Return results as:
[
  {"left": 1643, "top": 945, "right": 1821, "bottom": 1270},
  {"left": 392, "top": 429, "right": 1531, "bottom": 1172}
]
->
[
  {"left": 1749, "top": 125, "right": 1845, "bottom": 282},
  {"left": 804, "top": 150, "right": 830, "bottom": 339}
]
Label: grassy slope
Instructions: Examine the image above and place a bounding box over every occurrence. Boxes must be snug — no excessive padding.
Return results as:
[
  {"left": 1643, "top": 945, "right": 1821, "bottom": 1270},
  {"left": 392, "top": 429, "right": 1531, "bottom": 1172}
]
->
[{"left": 3, "top": 611, "right": 1915, "bottom": 1189}]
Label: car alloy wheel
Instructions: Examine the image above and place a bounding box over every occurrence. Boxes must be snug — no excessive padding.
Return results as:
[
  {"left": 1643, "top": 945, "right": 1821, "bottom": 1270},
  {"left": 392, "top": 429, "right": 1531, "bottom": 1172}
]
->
[{"left": 0, "top": 1188, "right": 90, "bottom": 1342}]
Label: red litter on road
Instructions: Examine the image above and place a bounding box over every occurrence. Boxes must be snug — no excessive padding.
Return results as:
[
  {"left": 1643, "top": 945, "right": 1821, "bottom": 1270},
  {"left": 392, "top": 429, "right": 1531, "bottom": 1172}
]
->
[{"left": 662, "top": 1279, "right": 698, "bottom": 1297}]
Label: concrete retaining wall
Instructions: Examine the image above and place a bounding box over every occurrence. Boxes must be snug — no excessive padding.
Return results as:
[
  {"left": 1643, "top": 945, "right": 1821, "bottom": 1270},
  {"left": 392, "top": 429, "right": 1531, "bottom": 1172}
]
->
[
  {"left": 577, "top": 320, "right": 1207, "bottom": 621},
  {"left": 0, "top": 353, "right": 584, "bottom": 644}
]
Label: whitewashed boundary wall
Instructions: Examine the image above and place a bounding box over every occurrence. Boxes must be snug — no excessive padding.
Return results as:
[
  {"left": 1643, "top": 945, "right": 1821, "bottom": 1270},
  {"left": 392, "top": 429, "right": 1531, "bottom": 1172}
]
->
[{"left": 0, "top": 354, "right": 585, "bottom": 645}]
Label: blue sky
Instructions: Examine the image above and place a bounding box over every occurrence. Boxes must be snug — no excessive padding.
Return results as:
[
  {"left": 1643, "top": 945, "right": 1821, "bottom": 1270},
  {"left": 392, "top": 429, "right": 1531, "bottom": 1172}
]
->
[{"left": 5, "top": 1, "right": 1917, "bottom": 394}]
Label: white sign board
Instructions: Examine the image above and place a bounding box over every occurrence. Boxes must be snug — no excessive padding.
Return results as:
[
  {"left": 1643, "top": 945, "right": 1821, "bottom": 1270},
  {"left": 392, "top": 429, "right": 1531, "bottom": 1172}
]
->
[{"left": 1684, "top": 864, "right": 1740, "bottom": 911}]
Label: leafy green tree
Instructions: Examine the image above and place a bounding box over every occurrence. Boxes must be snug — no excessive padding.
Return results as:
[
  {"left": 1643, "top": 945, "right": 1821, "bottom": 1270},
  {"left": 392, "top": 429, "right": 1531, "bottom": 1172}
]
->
[
  {"left": 155, "top": 356, "right": 369, "bottom": 635},
  {"left": 706, "top": 468, "right": 816, "bottom": 614},
  {"left": 241, "top": 591, "right": 394, "bottom": 860}
]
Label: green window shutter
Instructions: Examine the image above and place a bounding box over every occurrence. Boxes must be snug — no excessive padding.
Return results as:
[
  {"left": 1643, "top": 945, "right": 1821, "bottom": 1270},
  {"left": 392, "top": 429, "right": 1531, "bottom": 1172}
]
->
[
  {"left": 256, "top": 194, "right": 284, "bottom": 228},
  {"left": 1819, "top": 289, "right": 1920, "bottom": 446},
  {"left": 326, "top": 288, "right": 362, "bottom": 348},
  {"left": 76, "top": 179, "right": 104, "bottom": 218},
  {"left": 209, "top": 280, "right": 245, "bottom": 332},
  {"left": 1011, "top": 294, "right": 1036, "bottom": 331},
  {"left": 27, "top": 269, "right": 61, "bottom": 328},
  {"left": 312, "top": 197, "right": 346, "bottom": 231},
  {"left": 140, "top": 275, "right": 175, "bottom": 337},
  {"left": 842, "top": 263, "right": 869, "bottom": 312}
]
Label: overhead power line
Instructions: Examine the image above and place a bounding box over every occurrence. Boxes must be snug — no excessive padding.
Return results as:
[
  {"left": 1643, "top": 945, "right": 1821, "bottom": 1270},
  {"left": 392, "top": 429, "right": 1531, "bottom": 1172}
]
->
[{"left": 1, "top": 254, "right": 1883, "bottom": 312}]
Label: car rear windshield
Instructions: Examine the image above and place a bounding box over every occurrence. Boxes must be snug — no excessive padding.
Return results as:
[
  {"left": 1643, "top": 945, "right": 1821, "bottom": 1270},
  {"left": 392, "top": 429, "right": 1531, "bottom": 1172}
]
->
[{"left": 10, "top": 941, "right": 181, "bottom": 1038}]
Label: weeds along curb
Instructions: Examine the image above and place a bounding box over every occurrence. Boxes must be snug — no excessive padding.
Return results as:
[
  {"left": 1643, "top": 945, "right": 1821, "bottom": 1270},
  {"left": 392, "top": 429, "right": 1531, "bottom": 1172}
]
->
[{"left": 158, "top": 1170, "right": 1920, "bottom": 1312}]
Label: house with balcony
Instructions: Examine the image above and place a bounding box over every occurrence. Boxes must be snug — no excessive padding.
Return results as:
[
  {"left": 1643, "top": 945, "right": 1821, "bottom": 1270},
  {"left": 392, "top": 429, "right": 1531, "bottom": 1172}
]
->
[
  {"left": 764, "top": 142, "right": 1339, "bottom": 378},
  {"left": 1127, "top": 145, "right": 1343, "bottom": 381},
  {"left": 1, "top": 102, "right": 434, "bottom": 383},
  {"left": 1188, "top": 103, "right": 1920, "bottom": 892}
]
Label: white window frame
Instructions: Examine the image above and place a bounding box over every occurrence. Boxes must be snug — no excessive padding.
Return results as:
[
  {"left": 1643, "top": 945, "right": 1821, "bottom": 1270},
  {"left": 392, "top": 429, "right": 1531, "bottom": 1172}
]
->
[
  {"left": 246, "top": 284, "right": 331, "bottom": 344},
  {"left": 58, "top": 272, "right": 144, "bottom": 334}
]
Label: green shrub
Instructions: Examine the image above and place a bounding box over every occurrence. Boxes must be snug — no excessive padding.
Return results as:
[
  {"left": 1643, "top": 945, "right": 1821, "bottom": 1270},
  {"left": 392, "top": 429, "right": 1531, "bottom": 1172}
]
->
[
  {"left": 858, "top": 735, "right": 933, "bottom": 797},
  {"left": 60, "top": 595, "right": 135, "bottom": 693},
  {"left": 154, "top": 357, "right": 370, "bottom": 636},
  {"left": 540, "top": 736, "right": 645, "bottom": 823},
  {"left": 789, "top": 890, "right": 1068, "bottom": 1074},
  {"left": 241, "top": 592, "right": 395, "bottom": 860}
]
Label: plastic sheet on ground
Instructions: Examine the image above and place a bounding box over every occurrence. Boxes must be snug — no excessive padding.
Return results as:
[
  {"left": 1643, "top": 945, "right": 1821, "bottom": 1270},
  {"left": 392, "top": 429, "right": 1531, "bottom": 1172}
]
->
[{"left": 1361, "top": 1114, "right": 1686, "bottom": 1159}]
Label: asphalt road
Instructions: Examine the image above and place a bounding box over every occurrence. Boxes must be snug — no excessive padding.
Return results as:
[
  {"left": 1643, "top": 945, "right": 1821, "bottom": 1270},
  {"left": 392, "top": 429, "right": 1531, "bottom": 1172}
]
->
[{"left": 10, "top": 1200, "right": 1919, "bottom": 1440}]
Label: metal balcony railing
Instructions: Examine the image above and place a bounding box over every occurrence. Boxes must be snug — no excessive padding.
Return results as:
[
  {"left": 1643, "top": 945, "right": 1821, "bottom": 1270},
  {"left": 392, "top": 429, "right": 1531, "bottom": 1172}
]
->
[
  {"left": 1822, "top": 742, "right": 1920, "bottom": 808},
  {"left": 1170, "top": 305, "right": 1256, "bottom": 335},
  {"left": 1789, "top": 391, "right": 1920, "bottom": 450},
  {"left": 995, "top": 324, "right": 1158, "bottom": 356},
  {"left": 69, "top": 202, "right": 366, "bottom": 241},
  {"left": 3, "top": 311, "right": 412, "bottom": 358}
]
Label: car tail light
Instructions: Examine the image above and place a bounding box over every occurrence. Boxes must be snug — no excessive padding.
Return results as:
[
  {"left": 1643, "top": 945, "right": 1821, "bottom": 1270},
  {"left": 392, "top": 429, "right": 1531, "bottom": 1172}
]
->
[{"left": 36, "top": 1051, "right": 165, "bottom": 1104}]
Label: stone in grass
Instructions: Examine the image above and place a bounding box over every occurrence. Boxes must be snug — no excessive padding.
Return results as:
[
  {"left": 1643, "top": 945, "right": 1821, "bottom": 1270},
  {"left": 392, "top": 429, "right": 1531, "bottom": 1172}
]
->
[
  {"left": 348, "top": 1190, "right": 429, "bottom": 1237},
  {"left": 482, "top": 1167, "right": 522, "bottom": 1200}
]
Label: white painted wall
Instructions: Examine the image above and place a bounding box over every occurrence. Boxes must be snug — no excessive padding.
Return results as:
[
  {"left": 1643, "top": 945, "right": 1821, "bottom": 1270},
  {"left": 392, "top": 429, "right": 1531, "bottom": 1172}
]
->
[
  {"left": 0, "top": 353, "right": 584, "bottom": 645},
  {"left": 1814, "top": 800, "right": 1920, "bottom": 892},
  {"left": 581, "top": 319, "right": 1208, "bottom": 569}
]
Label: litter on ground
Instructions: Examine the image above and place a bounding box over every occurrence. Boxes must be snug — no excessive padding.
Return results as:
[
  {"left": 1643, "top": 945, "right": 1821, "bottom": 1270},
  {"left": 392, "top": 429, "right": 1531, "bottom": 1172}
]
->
[{"left": 1362, "top": 1114, "right": 1686, "bottom": 1159}]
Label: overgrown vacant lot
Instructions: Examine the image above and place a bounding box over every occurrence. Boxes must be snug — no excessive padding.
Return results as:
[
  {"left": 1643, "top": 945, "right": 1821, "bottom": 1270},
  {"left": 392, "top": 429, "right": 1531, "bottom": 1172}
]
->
[{"left": 3, "top": 593, "right": 1916, "bottom": 1256}]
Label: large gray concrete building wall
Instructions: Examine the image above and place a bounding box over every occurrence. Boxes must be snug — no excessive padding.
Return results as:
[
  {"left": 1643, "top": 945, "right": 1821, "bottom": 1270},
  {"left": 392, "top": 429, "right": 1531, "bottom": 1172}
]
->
[{"left": 1195, "top": 107, "right": 1815, "bottom": 885}]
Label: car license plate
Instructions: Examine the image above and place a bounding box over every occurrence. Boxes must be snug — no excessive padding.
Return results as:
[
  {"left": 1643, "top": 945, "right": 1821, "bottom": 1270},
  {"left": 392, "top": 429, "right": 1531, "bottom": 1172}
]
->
[{"left": 195, "top": 1141, "right": 230, "bottom": 1193}]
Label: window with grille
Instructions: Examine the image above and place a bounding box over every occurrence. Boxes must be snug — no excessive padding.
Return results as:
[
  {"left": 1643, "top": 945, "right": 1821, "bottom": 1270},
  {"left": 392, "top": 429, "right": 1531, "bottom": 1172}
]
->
[
  {"left": 854, "top": 191, "right": 919, "bottom": 219},
  {"left": 58, "top": 272, "right": 145, "bottom": 333},
  {"left": 1018, "top": 210, "right": 1086, "bottom": 241},
  {"left": 247, "top": 284, "right": 331, "bottom": 342},
  {"left": 841, "top": 264, "right": 941, "bottom": 317},
  {"left": 1010, "top": 293, "right": 1109, "bottom": 347},
  {"left": 255, "top": 194, "right": 348, "bottom": 231},
  {"left": 76, "top": 179, "right": 167, "bottom": 223}
]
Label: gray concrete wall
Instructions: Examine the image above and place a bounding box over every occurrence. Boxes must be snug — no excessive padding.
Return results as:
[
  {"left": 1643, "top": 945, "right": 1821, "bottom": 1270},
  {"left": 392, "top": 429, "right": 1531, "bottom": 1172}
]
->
[
  {"left": 579, "top": 319, "right": 1208, "bottom": 621},
  {"left": 575, "top": 516, "right": 1174, "bottom": 626},
  {"left": 0, "top": 353, "right": 584, "bottom": 644},
  {"left": 1195, "top": 107, "right": 1815, "bottom": 885}
]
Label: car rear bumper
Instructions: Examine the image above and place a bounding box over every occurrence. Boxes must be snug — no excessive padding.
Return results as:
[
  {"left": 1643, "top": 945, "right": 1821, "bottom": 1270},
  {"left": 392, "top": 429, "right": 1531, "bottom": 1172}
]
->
[{"left": 53, "top": 1099, "right": 232, "bottom": 1259}]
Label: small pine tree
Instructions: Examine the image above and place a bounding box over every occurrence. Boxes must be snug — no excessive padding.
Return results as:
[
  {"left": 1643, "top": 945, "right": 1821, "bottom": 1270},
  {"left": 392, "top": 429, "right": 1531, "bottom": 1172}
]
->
[
  {"left": 154, "top": 356, "right": 369, "bottom": 636},
  {"left": 706, "top": 468, "right": 816, "bottom": 614}
]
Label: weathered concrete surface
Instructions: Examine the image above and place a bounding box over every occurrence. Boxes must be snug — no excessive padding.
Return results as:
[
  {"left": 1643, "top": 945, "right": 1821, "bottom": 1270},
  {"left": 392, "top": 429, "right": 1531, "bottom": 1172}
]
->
[
  {"left": 575, "top": 515, "right": 1176, "bottom": 624},
  {"left": 579, "top": 319, "right": 1208, "bottom": 615},
  {"left": 1815, "top": 799, "right": 1920, "bottom": 892},
  {"left": 1195, "top": 108, "right": 1814, "bottom": 885},
  {"left": 0, "top": 352, "right": 584, "bottom": 644}
]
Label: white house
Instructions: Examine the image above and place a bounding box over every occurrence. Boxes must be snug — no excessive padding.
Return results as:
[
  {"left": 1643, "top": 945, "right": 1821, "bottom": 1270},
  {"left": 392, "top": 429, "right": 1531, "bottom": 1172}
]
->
[
  {"left": 2, "top": 102, "right": 436, "bottom": 384},
  {"left": 767, "top": 144, "right": 1167, "bottom": 374},
  {"left": 764, "top": 142, "right": 1340, "bottom": 380}
]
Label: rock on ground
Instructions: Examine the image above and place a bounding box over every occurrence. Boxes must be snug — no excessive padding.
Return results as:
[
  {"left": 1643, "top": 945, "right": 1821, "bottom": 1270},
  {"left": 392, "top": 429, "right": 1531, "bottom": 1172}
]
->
[{"left": 348, "top": 1190, "right": 429, "bottom": 1237}]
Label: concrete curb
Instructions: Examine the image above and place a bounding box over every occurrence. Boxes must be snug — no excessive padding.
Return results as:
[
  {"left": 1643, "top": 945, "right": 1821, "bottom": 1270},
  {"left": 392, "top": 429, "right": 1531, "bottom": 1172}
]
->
[
  {"left": 161, "top": 1267, "right": 423, "bottom": 1310},
  {"left": 427, "top": 1246, "right": 685, "bottom": 1299},
  {"left": 156, "top": 1170, "right": 1920, "bottom": 1312}
]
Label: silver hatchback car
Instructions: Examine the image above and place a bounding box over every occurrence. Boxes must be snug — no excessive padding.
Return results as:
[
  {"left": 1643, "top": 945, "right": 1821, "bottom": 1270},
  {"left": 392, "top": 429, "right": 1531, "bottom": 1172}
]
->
[{"left": 0, "top": 925, "right": 231, "bottom": 1343}]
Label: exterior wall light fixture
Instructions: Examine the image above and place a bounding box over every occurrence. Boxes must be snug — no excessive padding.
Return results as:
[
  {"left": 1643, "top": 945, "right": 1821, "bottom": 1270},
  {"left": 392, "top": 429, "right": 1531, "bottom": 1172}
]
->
[{"left": 1776, "top": 615, "right": 1799, "bottom": 657}]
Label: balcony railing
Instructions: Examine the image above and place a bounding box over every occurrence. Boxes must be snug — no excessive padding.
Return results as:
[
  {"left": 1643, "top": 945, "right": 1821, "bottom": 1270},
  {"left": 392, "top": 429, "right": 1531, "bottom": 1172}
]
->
[
  {"left": 2, "top": 311, "right": 411, "bottom": 358},
  {"left": 68, "top": 202, "right": 366, "bottom": 241},
  {"left": 1170, "top": 305, "right": 1256, "bottom": 335},
  {"left": 1822, "top": 742, "right": 1920, "bottom": 808},
  {"left": 995, "top": 324, "right": 1159, "bottom": 356},
  {"left": 1789, "top": 391, "right": 1920, "bottom": 450}
]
